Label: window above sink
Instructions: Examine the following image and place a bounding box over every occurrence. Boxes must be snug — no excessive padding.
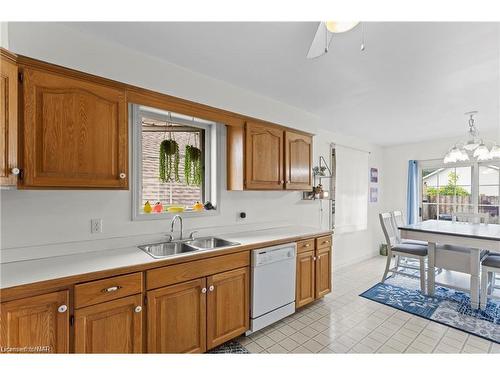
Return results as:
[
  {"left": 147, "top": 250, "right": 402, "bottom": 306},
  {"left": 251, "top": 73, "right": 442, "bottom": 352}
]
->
[{"left": 131, "top": 104, "right": 220, "bottom": 220}]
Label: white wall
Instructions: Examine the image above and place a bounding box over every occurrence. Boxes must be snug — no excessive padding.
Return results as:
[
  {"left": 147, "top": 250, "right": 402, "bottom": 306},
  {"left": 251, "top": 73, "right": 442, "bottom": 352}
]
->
[{"left": 1, "top": 22, "right": 384, "bottom": 268}]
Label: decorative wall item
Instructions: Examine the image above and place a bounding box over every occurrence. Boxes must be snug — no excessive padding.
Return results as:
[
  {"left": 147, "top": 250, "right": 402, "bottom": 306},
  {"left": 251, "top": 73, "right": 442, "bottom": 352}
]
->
[
  {"left": 370, "top": 167, "right": 378, "bottom": 183},
  {"left": 370, "top": 187, "right": 378, "bottom": 203}
]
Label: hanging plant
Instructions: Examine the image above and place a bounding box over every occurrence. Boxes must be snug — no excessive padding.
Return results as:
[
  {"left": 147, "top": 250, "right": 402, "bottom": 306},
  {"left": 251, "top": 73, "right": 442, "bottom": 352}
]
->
[
  {"left": 185, "top": 145, "right": 202, "bottom": 186},
  {"left": 159, "top": 139, "right": 180, "bottom": 183}
]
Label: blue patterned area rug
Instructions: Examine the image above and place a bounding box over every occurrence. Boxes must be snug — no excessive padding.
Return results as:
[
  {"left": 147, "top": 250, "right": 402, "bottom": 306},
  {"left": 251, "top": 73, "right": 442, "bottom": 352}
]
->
[{"left": 360, "top": 275, "right": 500, "bottom": 344}]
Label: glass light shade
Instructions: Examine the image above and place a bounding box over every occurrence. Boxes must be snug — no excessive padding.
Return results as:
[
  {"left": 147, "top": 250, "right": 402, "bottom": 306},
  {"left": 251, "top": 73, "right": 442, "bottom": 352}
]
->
[
  {"left": 325, "top": 21, "right": 359, "bottom": 33},
  {"left": 463, "top": 140, "right": 481, "bottom": 151},
  {"left": 490, "top": 144, "right": 500, "bottom": 159},
  {"left": 473, "top": 143, "right": 490, "bottom": 159},
  {"left": 458, "top": 149, "right": 470, "bottom": 161},
  {"left": 444, "top": 152, "right": 455, "bottom": 164}
]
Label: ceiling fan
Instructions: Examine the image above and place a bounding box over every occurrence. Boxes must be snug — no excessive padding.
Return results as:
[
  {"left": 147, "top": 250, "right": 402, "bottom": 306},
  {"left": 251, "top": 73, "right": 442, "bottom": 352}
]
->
[{"left": 307, "top": 21, "right": 361, "bottom": 59}]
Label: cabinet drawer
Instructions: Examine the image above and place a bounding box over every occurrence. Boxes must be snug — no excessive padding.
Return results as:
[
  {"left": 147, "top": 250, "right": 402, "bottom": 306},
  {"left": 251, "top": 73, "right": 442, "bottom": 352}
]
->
[
  {"left": 75, "top": 272, "right": 143, "bottom": 309},
  {"left": 296, "top": 239, "right": 315, "bottom": 253},
  {"left": 316, "top": 235, "right": 332, "bottom": 250},
  {"left": 146, "top": 251, "right": 250, "bottom": 290}
]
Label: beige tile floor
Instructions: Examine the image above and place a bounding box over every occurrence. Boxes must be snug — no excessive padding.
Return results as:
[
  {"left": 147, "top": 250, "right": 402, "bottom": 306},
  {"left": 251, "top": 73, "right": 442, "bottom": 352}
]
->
[{"left": 238, "top": 256, "right": 500, "bottom": 354}]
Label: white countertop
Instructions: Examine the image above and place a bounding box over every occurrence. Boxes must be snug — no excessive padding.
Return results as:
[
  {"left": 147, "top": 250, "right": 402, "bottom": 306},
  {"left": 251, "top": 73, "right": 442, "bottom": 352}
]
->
[
  {"left": 400, "top": 220, "right": 500, "bottom": 241},
  {"left": 0, "top": 225, "right": 331, "bottom": 289}
]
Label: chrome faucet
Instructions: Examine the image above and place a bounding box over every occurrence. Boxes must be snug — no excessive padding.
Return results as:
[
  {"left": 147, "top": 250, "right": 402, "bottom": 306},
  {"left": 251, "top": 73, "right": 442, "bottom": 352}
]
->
[{"left": 170, "top": 215, "right": 183, "bottom": 240}]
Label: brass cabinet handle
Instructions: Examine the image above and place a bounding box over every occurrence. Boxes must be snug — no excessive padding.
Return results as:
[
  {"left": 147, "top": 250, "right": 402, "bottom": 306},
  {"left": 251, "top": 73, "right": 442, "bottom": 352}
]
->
[
  {"left": 102, "top": 286, "right": 122, "bottom": 293},
  {"left": 305, "top": 243, "right": 311, "bottom": 247}
]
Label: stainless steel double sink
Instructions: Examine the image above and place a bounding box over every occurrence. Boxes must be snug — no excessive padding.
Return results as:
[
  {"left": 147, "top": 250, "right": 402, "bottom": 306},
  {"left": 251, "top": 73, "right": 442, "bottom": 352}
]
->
[{"left": 138, "top": 237, "right": 240, "bottom": 259}]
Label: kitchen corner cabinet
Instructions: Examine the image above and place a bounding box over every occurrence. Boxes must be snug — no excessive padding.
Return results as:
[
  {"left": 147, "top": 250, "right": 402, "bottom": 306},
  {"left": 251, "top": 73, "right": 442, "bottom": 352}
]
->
[
  {"left": 0, "top": 290, "right": 69, "bottom": 353},
  {"left": 285, "top": 131, "right": 312, "bottom": 190},
  {"left": 19, "top": 67, "right": 128, "bottom": 189},
  {"left": 0, "top": 51, "right": 19, "bottom": 186},
  {"left": 74, "top": 294, "right": 143, "bottom": 353},
  {"left": 244, "top": 121, "right": 284, "bottom": 190},
  {"left": 296, "top": 236, "right": 332, "bottom": 308}
]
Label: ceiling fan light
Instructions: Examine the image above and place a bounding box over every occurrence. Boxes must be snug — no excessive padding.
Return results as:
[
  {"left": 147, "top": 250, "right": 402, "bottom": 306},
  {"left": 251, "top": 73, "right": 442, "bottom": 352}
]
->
[
  {"left": 444, "top": 152, "right": 455, "bottom": 164},
  {"left": 463, "top": 140, "right": 480, "bottom": 151},
  {"left": 325, "top": 21, "right": 359, "bottom": 33},
  {"left": 458, "top": 149, "right": 470, "bottom": 161}
]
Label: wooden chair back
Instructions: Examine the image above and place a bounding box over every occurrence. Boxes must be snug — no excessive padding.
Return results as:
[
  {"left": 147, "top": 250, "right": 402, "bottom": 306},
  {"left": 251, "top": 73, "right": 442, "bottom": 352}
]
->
[{"left": 379, "top": 212, "right": 397, "bottom": 249}]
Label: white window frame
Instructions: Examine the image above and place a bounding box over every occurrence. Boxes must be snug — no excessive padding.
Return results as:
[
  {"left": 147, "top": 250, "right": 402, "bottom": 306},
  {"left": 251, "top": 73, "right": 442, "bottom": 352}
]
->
[
  {"left": 418, "top": 158, "right": 500, "bottom": 221},
  {"left": 130, "top": 104, "right": 220, "bottom": 221}
]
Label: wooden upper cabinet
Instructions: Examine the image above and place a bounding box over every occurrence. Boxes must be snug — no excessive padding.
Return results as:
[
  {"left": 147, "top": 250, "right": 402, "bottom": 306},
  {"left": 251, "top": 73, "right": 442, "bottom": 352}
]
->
[
  {"left": 295, "top": 250, "right": 316, "bottom": 308},
  {"left": 285, "top": 131, "right": 312, "bottom": 190},
  {"left": 20, "top": 67, "right": 128, "bottom": 188},
  {"left": 147, "top": 278, "right": 206, "bottom": 353},
  {"left": 244, "top": 121, "right": 284, "bottom": 190},
  {"left": 0, "top": 52, "right": 18, "bottom": 186},
  {"left": 206, "top": 267, "right": 249, "bottom": 349},
  {"left": 74, "top": 294, "right": 143, "bottom": 353},
  {"left": 315, "top": 247, "right": 332, "bottom": 299},
  {"left": 0, "top": 290, "right": 69, "bottom": 353}
]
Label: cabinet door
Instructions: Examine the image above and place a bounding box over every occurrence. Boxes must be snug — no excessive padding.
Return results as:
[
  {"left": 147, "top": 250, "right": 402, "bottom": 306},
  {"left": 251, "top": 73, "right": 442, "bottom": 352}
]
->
[
  {"left": 74, "top": 294, "right": 143, "bottom": 353},
  {"left": 296, "top": 250, "right": 315, "bottom": 308},
  {"left": 206, "top": 267, "right": 249, "bottom": 349},
  {"left": 315, "top": 247, "right": 332, "bottom": 299},
  {"left": 0, "top": 290, "right": 69, "bottom": 353},
  {"left": 0, "top": 54, "right": 18, "bottom": 186},
  {"left": 147, "top": 278, "right": 206, "bottom": 353},
  {"left": 21, "top": 67, "right": 128, "bottom": 188},
  {"left": 284, "top": 131, "right": 312, "bottom": 190},
  {"left": 245, "top": 121, "right": 284, "bottom": 190}
]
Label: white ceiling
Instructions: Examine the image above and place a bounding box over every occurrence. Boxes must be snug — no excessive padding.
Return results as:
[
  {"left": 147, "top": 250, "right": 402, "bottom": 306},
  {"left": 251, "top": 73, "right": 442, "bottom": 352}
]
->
[{"left": 65, "top": 22, "right": 500, "bottom": 146}]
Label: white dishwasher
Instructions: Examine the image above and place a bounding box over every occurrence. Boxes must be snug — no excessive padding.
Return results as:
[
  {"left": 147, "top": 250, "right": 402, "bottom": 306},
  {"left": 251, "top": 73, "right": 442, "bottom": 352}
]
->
[{"left": 247, "top": 242, "right": 297, "bottom": 335}]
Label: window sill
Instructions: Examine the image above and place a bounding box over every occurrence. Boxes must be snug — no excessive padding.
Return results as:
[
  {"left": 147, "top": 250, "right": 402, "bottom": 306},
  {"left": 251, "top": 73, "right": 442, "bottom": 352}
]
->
[{"left": 132, "top": 208, "right": 220, "bottom": 221}]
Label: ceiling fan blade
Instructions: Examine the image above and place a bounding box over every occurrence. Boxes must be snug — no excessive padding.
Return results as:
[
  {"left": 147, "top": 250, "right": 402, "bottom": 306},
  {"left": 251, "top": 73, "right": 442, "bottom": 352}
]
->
[{"left": 307, "top": 22, "right": 333, "bottom": 59}]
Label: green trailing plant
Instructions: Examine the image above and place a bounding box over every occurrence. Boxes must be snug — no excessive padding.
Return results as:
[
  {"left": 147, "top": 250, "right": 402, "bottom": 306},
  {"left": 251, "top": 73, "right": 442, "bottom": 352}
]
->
[
  {"left": 425, "top": 171, "right": 470, "bottom": 197},
  {"left": 159, "top": 139, "right": 180, "bottom": 183},
  {"left": 185, "top": 145, "right": 202, "bottom": 186}
]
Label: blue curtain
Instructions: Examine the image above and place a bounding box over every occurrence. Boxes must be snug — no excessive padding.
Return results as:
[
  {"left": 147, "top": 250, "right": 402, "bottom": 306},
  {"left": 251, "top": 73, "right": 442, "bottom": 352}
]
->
[{"left": 406, "top": 160, "right": 419, "bottom": 224}]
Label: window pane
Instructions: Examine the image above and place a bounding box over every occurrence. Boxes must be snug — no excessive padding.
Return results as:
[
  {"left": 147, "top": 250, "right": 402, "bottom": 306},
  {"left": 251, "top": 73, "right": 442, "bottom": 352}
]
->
[
  {"left": 479, "top": 165, "right": 500, "bottom": 185},
  {"left": 479, "top": 206, "right": 499, "bottom": 224},
  {"left": 141, "top": 117, "right": 204, "bottom": 212},
  {"left": 422, "top": 204, "right": 437, "bottom": 220},
  {"left": 479, "top": 185, "right": 499, "bottom": 205}
]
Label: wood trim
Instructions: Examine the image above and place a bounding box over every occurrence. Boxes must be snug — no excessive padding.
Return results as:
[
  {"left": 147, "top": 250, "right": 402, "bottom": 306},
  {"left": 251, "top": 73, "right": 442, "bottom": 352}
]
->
[
  {"left": 146, "top": 251, "right": 249, "bottom": 290},
  {"left": 315, "top": 247, "right": 332, "bottom": 299},
  {"left": 0, "top": 231, "right": 332, "bottom": 302},
  {"left": 74, "top": 272, "right": 143, "bottom": 309},
  {"left": 226, "top": 125, "right": 244, "bottom": 190},
  {"left": 0, "top": 48, "right": 17, "bottom": 63}
]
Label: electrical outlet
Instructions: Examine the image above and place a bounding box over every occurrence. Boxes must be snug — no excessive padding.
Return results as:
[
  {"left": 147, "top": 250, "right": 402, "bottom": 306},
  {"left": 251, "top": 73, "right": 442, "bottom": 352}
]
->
[{"left": 91, "top": 218, "right": 103, "bottom": 234}]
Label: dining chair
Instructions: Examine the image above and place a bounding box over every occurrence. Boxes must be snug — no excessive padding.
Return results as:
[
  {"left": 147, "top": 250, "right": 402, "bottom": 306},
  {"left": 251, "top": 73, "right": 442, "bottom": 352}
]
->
[
  {"left": 379, "top": 212, "right": 427, "bottom": 293},
  {"left": 392, "top": 210, "right": 427, "bottom": 245},
  {"left": 480, "top": 254, "right": 500, "bottom": 309}
]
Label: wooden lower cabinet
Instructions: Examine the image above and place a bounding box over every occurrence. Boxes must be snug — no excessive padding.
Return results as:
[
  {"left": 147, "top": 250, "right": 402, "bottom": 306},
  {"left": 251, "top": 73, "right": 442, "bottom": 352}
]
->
[
  {"left": 74, "top": 294, "right": 143, "bottom": 353},
  {"left": 0, "top": 290, "right": 69, "bottom": 353},
  {"left": 147, "top": 278, "right": 206, "bottom": 353},
  {"left": 296, "top": 237, "right": 333, "bottom": 308},
  {"left": 315, "top": 247, "right": 332, "bottom": 299},
  {"left": 206, "top": 267, "right": 249, "bottom": 349},
  {"left": 146, "top": 266, "right": 249, "bottom": 353},
  {"left": 295, "top": 250, "right": 316, "bottom": 308}
]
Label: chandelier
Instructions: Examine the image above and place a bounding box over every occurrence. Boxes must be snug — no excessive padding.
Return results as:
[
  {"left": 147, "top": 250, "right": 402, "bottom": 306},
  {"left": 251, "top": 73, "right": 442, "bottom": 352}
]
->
[{"left": 443, "top": 111, "right": 500, "bottom": 164}]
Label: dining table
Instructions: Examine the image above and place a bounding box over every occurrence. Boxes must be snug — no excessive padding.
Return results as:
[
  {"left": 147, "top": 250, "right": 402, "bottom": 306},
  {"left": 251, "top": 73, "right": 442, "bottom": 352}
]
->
[{"left": 398, "top": 219, "right": 500, "bottom": 309}]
